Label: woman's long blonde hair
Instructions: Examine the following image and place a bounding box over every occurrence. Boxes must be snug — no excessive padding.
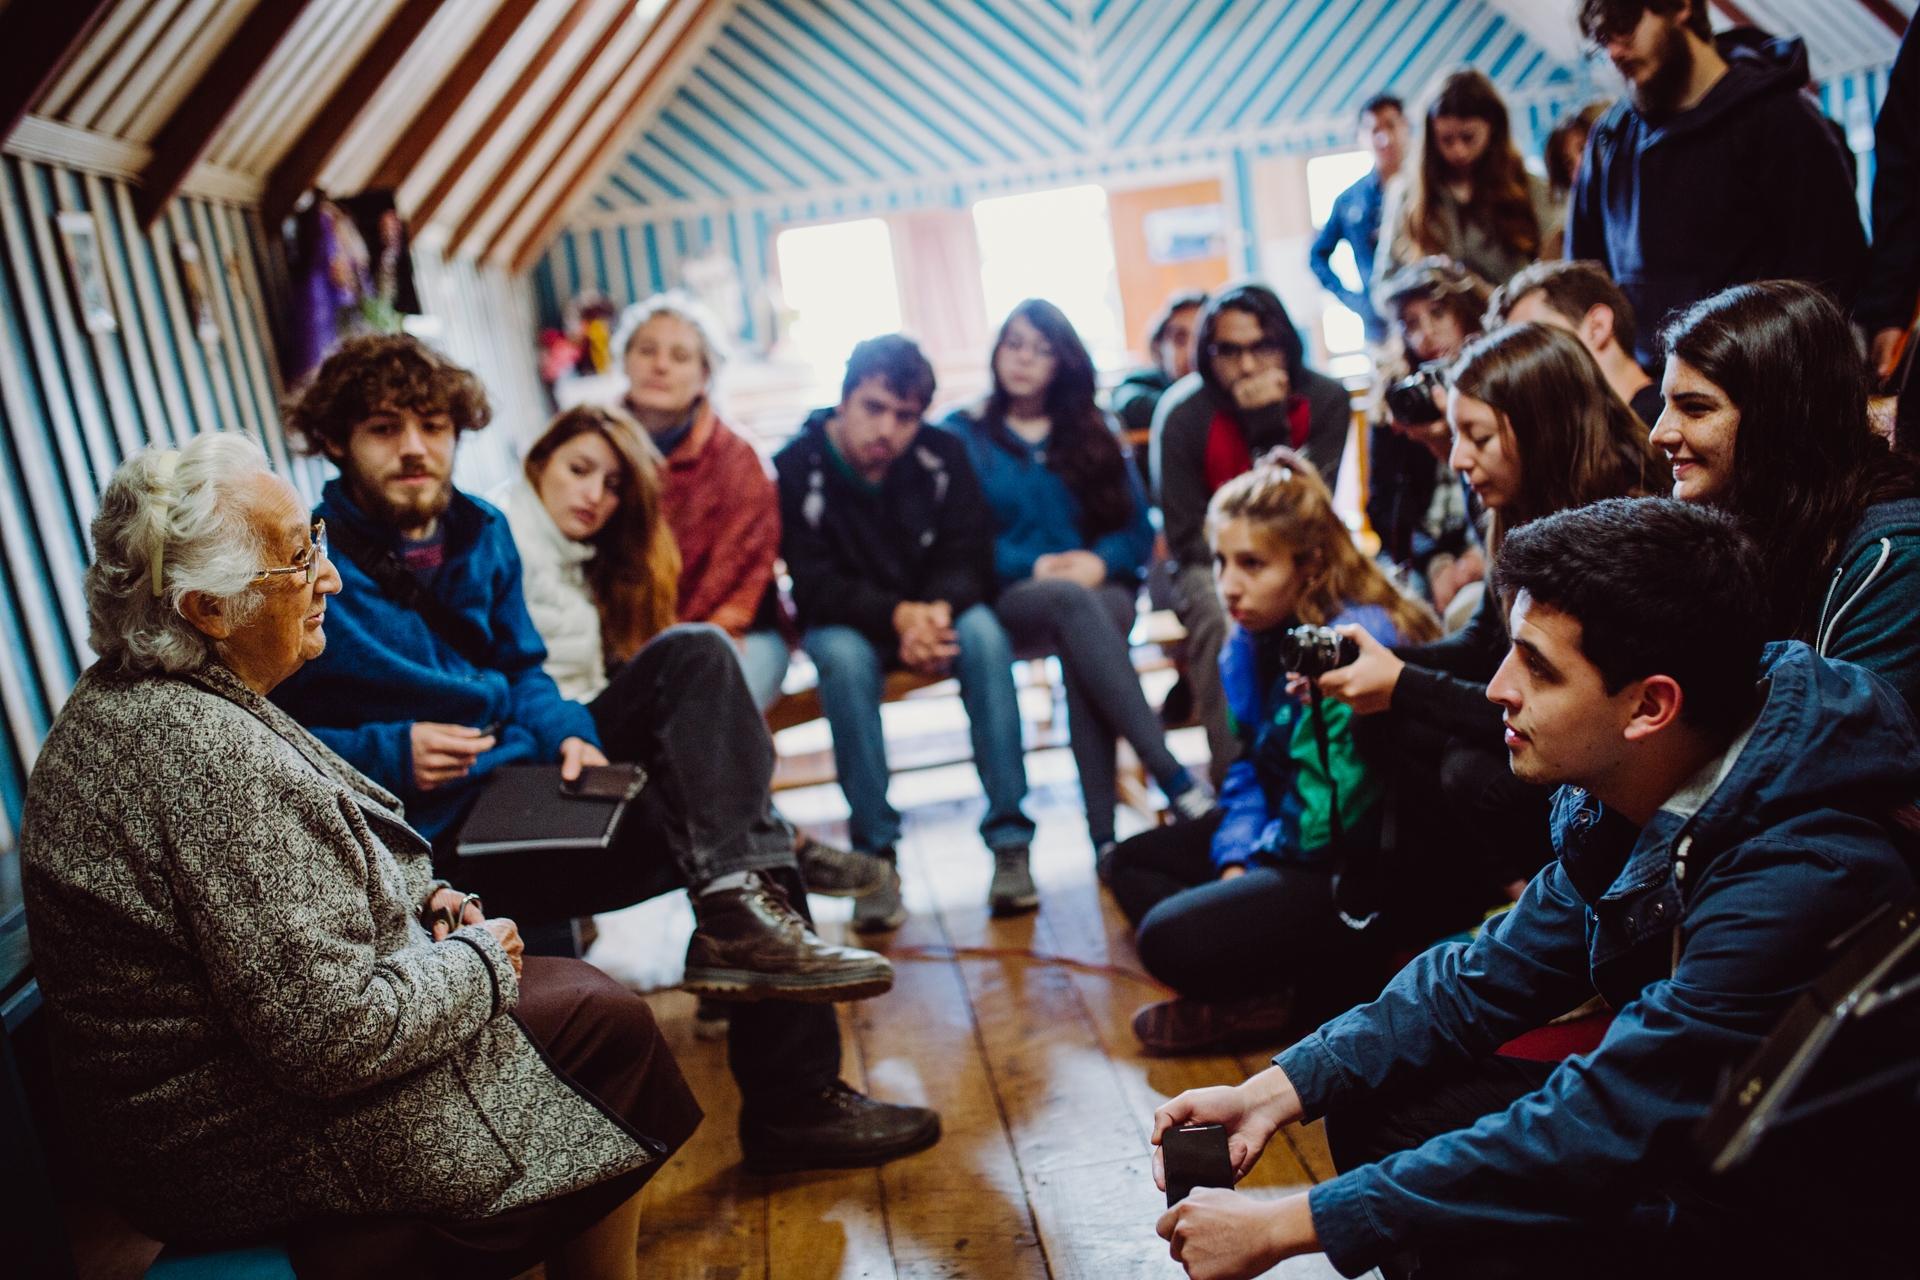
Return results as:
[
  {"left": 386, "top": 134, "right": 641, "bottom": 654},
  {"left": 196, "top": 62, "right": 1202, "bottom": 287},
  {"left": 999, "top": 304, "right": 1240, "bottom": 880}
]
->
[
  {"left": 524, "top": 405, "right": 681, "bottom": 664},
  {"left": 1208, "top": 450, "right": 1440, "bottom": 644}
]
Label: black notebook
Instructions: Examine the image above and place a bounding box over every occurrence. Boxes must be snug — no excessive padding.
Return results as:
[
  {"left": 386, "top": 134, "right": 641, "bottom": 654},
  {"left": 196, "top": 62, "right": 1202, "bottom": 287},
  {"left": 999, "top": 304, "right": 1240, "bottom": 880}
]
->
[{"left": 455, "top": 763, "right": 646, "bottom": 858}]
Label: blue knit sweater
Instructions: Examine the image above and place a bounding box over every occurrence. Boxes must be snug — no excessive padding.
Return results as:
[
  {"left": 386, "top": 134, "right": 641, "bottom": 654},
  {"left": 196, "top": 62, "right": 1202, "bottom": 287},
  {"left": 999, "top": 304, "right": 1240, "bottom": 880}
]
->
[{"left": 271, "top": 480, "right": 599, "bottom": 841}]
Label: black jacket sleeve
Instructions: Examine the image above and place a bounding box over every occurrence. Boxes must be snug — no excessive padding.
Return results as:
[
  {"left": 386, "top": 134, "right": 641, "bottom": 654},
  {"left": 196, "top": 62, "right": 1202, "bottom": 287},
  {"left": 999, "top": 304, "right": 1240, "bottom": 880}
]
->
[
  {"left": 1391, "top": 586, "right": 1508, "bottom": 740},
  {"left": 776, "top": 451, "right": 903, "bottom": 640},
  {"left": 1766, "top": 92, "right": 1871, "bottom": 311},
  {"left": 1861, "top": 26, "right": 1920, "bottom": 332},
  {"left": 920, "top": 442, "right": 995, "bottom": 616}
]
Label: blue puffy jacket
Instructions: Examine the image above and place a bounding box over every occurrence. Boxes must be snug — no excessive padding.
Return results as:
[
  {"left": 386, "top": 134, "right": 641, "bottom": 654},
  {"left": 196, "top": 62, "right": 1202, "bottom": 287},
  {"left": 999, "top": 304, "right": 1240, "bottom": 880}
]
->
[
  {"left": 1277, "top": 642, "right": 1918, "bottom": 1274},
  {"left": 272, "top": 480, "right": 598, "bottom": 841}
]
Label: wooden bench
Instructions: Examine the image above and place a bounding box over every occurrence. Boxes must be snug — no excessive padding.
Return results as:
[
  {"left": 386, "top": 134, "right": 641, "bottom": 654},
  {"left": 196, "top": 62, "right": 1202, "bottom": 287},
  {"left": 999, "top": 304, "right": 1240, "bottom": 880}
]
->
[{"left": 764, "top": 609, "right": 1191, "bottom": 807}]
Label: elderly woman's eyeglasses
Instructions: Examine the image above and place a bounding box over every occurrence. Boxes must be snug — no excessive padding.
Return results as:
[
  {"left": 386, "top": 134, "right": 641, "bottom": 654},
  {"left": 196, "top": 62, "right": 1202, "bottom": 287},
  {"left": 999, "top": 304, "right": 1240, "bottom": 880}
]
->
[{"left": 252, "top": 520, "right": 328, "bottom": 586}]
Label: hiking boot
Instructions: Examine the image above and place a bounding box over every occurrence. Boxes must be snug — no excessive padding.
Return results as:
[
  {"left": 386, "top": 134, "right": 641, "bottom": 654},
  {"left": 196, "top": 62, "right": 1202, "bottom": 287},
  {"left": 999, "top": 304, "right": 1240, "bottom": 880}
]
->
[
  {"left": 739, "top": 1080, "right": 942, "bottom": 1174},
  {"left": 1130, "top": 990, "right": 1295, "bottom": 1056},
  {"left": 851, "top": 857, "right": 907, "bottom": 934},
  {"left": 795, "top": 834, "right": 890, "bottom": 897},
  {"left": 691, "top": 997, "right": 731, "bottom": 1041},
  {"left": 684, "top": 871, "right": 894, "bottom": 1003},
  {"left": 987, "top": 845, "right": 1039, "bottom": 917}
]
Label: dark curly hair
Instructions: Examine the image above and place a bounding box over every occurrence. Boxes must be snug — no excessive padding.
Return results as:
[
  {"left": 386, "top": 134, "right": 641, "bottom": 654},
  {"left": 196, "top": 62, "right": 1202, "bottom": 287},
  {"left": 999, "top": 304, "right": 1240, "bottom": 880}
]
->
[
  {"left": 985, "top": 299, "right": 1135, "bottom": 538},
  {"left": 282, "top": 334, "right": 491, "bottom": 456}
]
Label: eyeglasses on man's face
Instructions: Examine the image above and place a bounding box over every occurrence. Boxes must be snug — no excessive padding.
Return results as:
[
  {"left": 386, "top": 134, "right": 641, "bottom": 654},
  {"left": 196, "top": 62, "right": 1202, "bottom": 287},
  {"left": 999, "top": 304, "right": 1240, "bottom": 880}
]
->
[{"left": 252, "top": 520, "right": 328, "bottom": 586}]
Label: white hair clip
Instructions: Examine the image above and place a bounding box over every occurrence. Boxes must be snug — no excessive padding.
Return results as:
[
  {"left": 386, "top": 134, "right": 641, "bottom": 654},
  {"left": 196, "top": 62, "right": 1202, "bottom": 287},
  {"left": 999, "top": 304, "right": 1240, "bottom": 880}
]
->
[{"left": 148, "top": 450, "right": 181, "bottom": 599}]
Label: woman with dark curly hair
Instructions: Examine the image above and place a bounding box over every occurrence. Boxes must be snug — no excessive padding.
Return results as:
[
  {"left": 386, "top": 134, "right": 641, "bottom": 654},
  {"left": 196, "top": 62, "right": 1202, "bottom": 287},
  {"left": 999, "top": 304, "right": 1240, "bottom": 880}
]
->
[
  {"left": 942, "top": 299, "right": 1212, "bottom": 857},
  {"left": 1655, "top": 280, "right": 1920, "bottom": 709}
]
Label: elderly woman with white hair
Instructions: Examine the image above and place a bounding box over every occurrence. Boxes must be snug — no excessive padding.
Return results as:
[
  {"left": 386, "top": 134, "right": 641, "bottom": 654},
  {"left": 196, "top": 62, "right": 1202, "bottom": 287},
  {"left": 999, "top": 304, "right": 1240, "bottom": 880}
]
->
[
  {"left": 19, "top": 433, "right": 700, "bottom": 1279},
  {"left": 615, "top": 293, "right": 789, "bottom": 708}
]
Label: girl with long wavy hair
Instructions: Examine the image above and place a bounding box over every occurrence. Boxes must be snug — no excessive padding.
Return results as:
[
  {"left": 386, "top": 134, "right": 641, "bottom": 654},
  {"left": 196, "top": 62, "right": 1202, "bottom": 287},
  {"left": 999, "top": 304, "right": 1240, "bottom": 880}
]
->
[
  {"left": 1373, "top": 70, "right": 1560, "bottom": 294},
  {"left": 1316, "top": 322, "right": 1665, "bottom": 901},
  {"left": 1656, "top": 280, "right": 1920, "bottom": 710},
  {"left": 494, "top": 405, "right": 679, "bottom": 701},
  {"left": 941, "top": 299, "right": 1213, "bottom": 858},
  {"left": 1105, "top": 451, "right": 1440, "bottom": 1054}
]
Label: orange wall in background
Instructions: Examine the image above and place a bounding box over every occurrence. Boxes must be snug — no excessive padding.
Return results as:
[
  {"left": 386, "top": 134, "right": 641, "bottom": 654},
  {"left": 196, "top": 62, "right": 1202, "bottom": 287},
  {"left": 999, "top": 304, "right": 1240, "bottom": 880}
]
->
[{"left": 1108, "top": 178, "right": 1233, "bottom": 363}]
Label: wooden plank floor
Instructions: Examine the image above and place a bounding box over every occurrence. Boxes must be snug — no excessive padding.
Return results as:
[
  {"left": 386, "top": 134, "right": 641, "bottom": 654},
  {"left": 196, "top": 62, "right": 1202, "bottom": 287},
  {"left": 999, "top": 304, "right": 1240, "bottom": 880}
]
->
[{"left": 588, "top": 750, "right": 1373, "bottom": 1279}]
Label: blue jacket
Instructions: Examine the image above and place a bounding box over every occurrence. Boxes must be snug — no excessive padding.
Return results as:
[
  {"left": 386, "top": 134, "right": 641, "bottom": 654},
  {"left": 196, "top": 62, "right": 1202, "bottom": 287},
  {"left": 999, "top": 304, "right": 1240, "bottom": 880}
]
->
[
  {"left": 1567, "top": 34, "right": 1866, "bottom": 369},
  {"left": 271, "top": 480, "right": 598, "bottom": 841},
  {"left": 1815, "top": 495, "right": 1920, "bottom": 715},
  {"left": 1211, "top": 605, "right": 1400, "bottom": 873},
  {"left": 937, "top": 406, "right": 1155, "bottom": 589},
  {"left": 1309, "top": 169, "right": 1388, "bottom": 342},
  {"left": 1276, "top": 642, "right": 1919, "bottom": 1275}
]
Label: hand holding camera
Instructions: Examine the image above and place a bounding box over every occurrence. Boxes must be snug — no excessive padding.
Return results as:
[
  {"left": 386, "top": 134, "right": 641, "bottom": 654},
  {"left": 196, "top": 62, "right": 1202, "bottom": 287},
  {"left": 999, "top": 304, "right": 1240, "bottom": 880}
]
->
[{"left": 1303, "top": 624, "right": 1404, "bottom": 717}]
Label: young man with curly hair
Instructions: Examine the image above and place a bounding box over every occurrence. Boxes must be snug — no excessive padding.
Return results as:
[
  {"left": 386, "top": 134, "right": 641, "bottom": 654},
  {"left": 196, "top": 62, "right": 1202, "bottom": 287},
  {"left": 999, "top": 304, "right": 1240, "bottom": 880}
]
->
[{"left": 273, "top": 335, "right": 942, "bottom": 1174}]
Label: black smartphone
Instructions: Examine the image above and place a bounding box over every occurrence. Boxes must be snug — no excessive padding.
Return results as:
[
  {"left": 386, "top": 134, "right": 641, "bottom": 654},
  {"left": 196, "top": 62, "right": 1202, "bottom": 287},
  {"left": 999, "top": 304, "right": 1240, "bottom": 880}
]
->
[
  {"left": 559, "top": 763, "right": 648, "bottom": 803},
  {"left": 1162, "top": 1122, "right": 1234, "bottom": 1207}
]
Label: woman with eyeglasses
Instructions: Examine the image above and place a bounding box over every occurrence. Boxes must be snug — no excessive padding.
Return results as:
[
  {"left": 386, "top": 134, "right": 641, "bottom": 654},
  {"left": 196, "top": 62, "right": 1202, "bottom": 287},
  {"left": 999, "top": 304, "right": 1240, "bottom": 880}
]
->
[
  {"left": 20, "top": 432, "right": 700, "bottom": 1277},
  {"left": 941, "top": 299, "right": 1213, "bottom": 863},
  {"left": 1150, "top": 283, "right": 1352, "bottom": 783}
]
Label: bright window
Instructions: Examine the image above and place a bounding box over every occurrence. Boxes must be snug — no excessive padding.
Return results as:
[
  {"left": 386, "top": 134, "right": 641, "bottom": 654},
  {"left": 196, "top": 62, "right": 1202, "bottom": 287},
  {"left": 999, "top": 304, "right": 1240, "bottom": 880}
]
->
[
  {"left": 1306, "top": 149, "right": 1378, "bottom": 377},
  {"left": 972, "top": 184, "right": 1127, "bottom": 369},
  {"left": 775, "top": 218, "right": 902, "bottom": 374}
]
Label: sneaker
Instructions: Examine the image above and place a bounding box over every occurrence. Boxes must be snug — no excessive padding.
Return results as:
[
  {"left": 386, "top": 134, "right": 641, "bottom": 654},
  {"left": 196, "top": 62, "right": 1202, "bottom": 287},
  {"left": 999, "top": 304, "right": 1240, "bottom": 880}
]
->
[
  {"left": 851, "top": 858, "right": 907, "bottom": 934},
  {"left": 1130, "top": 990, "right": 1296, "bottom": 1056},
  {"left": 987, "top": 845, "right": 1039, "bottom": 917},
  {"left": 692, "top": 997, "right": 731, "bottom": 1041},
  {"left": 795, "top": 834, "right": 890, "bottom": 897},
  {"left": 739, "top": 1080, "right": 941, "bottom": 1174},
  {"left": 684, "top": 871, "right": 894, "bottom": 1003}
]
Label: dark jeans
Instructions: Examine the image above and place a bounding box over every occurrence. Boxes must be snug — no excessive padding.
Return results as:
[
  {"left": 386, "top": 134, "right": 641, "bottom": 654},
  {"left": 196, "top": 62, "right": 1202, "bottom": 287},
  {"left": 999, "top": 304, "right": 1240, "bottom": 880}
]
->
[
  {"left": 445, "top": 624, "right": 839, "bottom": 1109},
  {"left": 995, "top": 576, "right": 1185, "bottom": 846},
  {"left": 1105, "top": 815, "right": 1385, "bottom": 1012}
]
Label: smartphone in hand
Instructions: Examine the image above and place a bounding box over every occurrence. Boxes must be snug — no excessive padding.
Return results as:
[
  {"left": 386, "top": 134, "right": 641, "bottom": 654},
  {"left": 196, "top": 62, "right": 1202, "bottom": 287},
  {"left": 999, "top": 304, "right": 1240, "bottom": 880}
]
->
[{"left": 1162, "top": 1122, "right": 1235, "bottom": 1207}]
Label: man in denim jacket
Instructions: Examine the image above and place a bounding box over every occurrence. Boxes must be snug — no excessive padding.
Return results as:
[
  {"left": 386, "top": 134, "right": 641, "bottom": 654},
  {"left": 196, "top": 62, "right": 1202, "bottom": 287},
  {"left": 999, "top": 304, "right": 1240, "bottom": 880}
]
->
[{"left": 1151, "top": 498, "right": 1918, "bottom": 1278}]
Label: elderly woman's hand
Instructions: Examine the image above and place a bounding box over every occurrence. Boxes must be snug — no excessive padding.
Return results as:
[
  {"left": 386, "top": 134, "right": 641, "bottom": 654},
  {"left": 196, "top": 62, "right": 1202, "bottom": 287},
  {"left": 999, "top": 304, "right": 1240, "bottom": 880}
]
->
[
  {"left": 484, "top": 919, "right": 525, "bottom": 976},
  {"left": 426, "top": 887, "right": 486, "bottom": 940}
]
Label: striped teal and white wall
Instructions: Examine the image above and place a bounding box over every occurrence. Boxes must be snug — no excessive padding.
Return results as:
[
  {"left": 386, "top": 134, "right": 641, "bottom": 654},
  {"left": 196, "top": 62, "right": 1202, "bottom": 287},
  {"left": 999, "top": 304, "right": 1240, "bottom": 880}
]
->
[
  {"left": 537, "top": 0, "right": 1610, "bottom": 330},
  {"left": 0, "top": 158, "right": 550, "bottom": 885},
  {"left": 0, "top": 155, "right": 307, "bottom": 862}
]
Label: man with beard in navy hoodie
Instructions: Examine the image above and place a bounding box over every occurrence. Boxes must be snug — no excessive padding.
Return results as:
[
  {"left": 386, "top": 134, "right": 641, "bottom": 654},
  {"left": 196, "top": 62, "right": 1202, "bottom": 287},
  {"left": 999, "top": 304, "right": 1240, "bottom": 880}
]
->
[
  {"left": 1567, "top": 0, "right": 1867, "bottom": 369},
  {"left": 1150, "top": 499, "right": 1918, "bottom": 1279}
]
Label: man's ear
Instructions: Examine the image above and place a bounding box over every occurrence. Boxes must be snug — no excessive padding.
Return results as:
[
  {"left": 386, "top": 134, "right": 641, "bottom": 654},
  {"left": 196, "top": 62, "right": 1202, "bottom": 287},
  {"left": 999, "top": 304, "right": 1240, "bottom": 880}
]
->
[
  {"left": 178, "top": 590, "right": 234, "bottom": 641},
  {"left": 1621, "top": 674, "right": 1684, "bottom": 743},
  {"left": 1580, "top": 304, "right": 1616, "bottom": 354}
]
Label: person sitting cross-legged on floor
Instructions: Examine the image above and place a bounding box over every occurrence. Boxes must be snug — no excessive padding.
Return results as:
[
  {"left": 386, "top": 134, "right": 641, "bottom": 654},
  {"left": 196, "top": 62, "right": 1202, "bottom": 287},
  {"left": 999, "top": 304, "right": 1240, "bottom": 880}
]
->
[
  {"left": 1105, "top": 451, "right": 1440, "bottom": 1055},
  {"left": 776, "top": 334, "right": 1037, "bottom": 927},
  {"left": 941, "top": 299, "right": 1214, "bottom": 862},
  {"left": 1150, "top": 498, "right": 1918, "bottom": 1280},
  {"left": 271, "top": 334, "right": 938, "bottom": 1174}
]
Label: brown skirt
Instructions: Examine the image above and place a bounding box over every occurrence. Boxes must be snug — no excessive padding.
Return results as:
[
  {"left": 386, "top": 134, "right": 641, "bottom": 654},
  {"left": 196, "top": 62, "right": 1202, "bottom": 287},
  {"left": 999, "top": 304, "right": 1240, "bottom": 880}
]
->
[{"left": 285, "top": 956, "right": 702, "bottom": 1279}]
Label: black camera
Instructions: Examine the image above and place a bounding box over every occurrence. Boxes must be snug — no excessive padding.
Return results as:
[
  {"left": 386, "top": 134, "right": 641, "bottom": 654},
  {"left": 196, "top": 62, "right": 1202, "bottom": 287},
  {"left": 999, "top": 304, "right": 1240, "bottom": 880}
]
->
[
  {"left": 1385, "top": 362, "right": 1447, "bottom": 426},
  {"left": 1278, "top": 624, "right": 1359, "bottom": 677}
]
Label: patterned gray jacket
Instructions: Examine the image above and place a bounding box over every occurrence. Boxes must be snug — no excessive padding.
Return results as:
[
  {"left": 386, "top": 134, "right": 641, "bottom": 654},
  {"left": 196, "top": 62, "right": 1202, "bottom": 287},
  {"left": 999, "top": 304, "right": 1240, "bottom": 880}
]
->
[{"left": 19, "top": 661, "right": 654, "bottom": 1241}]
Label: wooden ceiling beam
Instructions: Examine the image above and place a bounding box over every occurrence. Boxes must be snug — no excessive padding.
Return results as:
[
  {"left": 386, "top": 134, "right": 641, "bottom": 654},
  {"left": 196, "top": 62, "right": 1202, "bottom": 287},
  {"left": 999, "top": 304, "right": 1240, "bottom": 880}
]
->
[
  {"left": 407, "top": 0, "right": 599, "bottom": 230},
  {"left": 0, "top": 0, "right": 117, "bottom": 143},
  {"left": 365, "top": 0, "right": 543, "bottom": 192},
  {"left": 502, "top": 0, "right": 722, "bottom": 274},
  {"left": 445, "top": 0, "right": 639, "bottom": 252},
  {"left": 261, "top": 0, "right": 450, "bottom": 223},
  {"left": 133, "top": 0, "right": 320, "bottom": 227},
  {"left": 1854, "top": 0, "right": 1908, "bottom": 36}
]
